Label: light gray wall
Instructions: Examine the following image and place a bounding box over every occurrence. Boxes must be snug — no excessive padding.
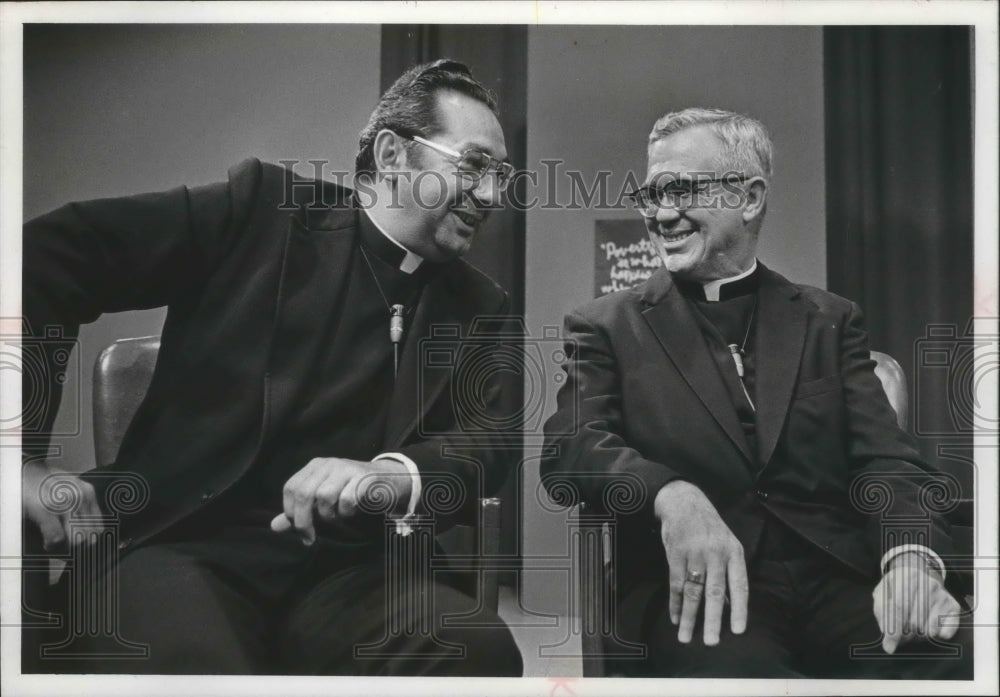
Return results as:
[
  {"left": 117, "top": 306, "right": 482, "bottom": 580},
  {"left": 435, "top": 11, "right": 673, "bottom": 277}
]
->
[
  {"left": 24, "top": 24, "right": 381, "bottom": 472},
  {"left": 522, "top": 26, "right": 826, "bottom": 615}
]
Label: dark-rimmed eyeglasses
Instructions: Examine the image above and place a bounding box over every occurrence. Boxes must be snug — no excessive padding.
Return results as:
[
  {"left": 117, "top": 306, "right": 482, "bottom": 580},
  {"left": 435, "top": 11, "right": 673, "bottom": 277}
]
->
[
  {"left": 404, "top": 134, "right": 514, "bottom": 192},
  {"left": 626, "top": 176, "right": 747, "bottom": 216}
]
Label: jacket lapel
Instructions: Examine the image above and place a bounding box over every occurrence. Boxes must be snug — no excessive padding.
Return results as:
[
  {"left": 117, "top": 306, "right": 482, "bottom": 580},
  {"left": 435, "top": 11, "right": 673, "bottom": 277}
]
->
[
  {"left": 264, "top": 209, "right": 357, "bottom": 440},
  {"left": 753, "top": 266, "right": 808, "bottom": 468},
  {"left": 382, "top": 267, "right": 467, "bottom": 450},
  {"left": 640, "top": 270, "right": 753, "bottom": 464}
]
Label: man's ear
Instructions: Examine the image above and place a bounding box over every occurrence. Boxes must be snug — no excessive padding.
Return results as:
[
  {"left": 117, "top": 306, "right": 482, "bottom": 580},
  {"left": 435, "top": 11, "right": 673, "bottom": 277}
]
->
[
  {"left": 372, "top": 129, "right": 408, "bottom": 177},
  {"left": 741, "top": 177, "right": 768, "bottom": 223}
]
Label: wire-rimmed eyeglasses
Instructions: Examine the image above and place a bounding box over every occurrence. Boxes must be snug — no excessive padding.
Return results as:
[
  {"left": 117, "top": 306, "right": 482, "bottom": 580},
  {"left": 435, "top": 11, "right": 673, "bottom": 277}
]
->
[
  {"left": 404, "top": 134, "right": 515, "bottom": 192},
  {"left": 627, "top": 175, "right": 747, "bottom": 216}
]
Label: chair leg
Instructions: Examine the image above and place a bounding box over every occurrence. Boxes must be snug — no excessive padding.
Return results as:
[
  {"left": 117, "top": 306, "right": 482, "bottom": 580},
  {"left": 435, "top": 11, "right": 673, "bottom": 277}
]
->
[
  {"left": 480, "top": 498, "right": 502, "bottom": 614},
  {"left": 575, "top": 505, "right": 646, "bottom": 677},
  {"left": 576, "top": 509, "right": 607, "bottom": 677}
]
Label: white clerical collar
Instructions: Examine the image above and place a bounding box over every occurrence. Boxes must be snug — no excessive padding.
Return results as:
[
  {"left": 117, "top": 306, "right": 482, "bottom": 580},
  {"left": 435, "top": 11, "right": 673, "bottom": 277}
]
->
[
  {"left": 702, "top": 259, "right": 758, "bottom": 302},
  {"left": 361, "top": 208, "right": 424, "bottom": 274}
]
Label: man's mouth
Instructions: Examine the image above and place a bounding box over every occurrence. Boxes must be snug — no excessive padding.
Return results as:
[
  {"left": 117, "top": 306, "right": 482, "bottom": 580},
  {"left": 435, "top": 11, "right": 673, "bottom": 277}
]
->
[
  {"left": 451, "top": 208, "right": 483, "bottom": 229},
  {"left": 657, "top": 228, "right": 697, "bottom": 244}
]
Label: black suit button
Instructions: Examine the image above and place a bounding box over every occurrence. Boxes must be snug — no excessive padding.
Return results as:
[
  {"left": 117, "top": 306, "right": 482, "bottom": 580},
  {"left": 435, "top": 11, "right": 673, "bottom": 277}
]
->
[
  {"left": 201, "top": 490, "right": 215, "bottom": 502},
  {"left": 755, "top": 489, "right": 769, "bottom": 501},
  {"left": 118, "top": 538, "right": 133, "bottom": 550}
]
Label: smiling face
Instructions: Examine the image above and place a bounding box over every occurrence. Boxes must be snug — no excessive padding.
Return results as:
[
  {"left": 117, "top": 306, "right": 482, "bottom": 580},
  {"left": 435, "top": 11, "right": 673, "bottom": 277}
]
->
[
  {"left": 644, "top": 125, "right": 764, "bottom": 283},
  {"left": 396, "top": 90, "right": 508, "bottom": 262}
]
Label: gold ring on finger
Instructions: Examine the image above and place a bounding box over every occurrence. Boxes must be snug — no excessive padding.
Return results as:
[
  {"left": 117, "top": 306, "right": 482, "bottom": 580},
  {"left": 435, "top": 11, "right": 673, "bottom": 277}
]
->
[{"left": 685, "top": 570, "right": 706, "bottom": 585}]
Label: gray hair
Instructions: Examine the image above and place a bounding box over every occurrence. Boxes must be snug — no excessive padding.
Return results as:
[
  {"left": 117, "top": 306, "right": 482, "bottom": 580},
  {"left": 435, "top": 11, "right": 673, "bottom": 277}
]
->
[{"left": 648, "top": 108, "right": 774, "bottom": 181}]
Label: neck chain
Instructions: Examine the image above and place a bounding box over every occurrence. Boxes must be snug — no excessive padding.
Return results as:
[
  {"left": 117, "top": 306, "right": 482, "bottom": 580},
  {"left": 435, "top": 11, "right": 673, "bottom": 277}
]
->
[
  {"left": 359, "top": 244, "right": 391, "bottom": 309},
  {"left": 727, "top": 297, "right": 758, "bottom": 412},
  {"left": 737, "top": 297, "right": 757, "bottom": 355},
  {"left": 359, "top": 244, "right": 405, "bottom": 377}
]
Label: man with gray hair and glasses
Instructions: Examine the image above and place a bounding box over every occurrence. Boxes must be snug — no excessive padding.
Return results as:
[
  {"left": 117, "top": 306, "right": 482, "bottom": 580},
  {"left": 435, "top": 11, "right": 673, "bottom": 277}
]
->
[{"left": 542, "top": 107, "right": 971, "bottom": 678}]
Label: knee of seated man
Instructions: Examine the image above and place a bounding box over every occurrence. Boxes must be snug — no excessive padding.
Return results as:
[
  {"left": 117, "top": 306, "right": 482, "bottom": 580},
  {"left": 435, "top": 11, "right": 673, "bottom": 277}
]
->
[
  {"left": 278, "top": 584, "right": 522, "bottom": 676},
  {"left": 648, "top": 628, "right": 799, "bottom": 678},
  {"left": 887, "top": 627, "right": 974, "bottom": 680},
  {"left": 377, "top": 582, "right": 523, "bottom": 677},
  {"left": 669, "top": 648, "right": 800, "bottom": 678},
  {"left": 99, "top": 546, "right": 263, "bottom": 669}
]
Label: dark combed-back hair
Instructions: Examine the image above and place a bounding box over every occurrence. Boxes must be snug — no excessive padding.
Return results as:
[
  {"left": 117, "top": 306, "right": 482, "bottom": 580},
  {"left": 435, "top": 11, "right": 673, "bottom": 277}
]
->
[{"left": 355, "top": 59, "right": 499, "bottom": 179}]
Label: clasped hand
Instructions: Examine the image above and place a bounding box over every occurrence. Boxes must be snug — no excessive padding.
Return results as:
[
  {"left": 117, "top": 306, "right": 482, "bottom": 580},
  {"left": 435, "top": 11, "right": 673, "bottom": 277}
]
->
[
  {"left": 654, "top": 480, "right": 749, "bottom": 646},
  {"left": 269, "top": 457, "right": 412, "bottom": 545}
]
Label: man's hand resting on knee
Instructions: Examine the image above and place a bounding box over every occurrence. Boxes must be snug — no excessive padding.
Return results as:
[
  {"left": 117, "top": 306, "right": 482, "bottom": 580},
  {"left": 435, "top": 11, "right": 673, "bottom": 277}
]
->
[
  {"left": 873, "top": 551, "right": 961, "bottom": 654},
  {"left": 23, "top": 460, "right": 105, "bottom": 551},
  {"left": 654, "top": 480, "right": 749, "bottom": 647},
  {"left": 270, "top": 457, "right": 413, "bottom": 545}
]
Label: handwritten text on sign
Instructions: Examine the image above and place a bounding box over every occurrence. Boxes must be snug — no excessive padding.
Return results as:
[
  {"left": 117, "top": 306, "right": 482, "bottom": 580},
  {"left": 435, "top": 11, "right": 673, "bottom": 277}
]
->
[{"left": 594, "top": 219, "right": 662, "bottom": 296}]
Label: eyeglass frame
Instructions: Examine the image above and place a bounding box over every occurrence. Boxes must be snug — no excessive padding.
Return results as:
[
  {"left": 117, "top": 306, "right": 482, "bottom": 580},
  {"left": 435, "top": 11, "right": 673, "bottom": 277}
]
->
[
  {"left": 401, "top": 133, "right": 515, "bottom": 192},
  {"left": 626, "top": 174, "right": 749, "bottom": 216}
]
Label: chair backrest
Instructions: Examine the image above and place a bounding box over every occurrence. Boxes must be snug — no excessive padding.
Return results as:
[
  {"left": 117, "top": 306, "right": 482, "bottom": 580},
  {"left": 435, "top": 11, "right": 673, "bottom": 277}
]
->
[
  {"left": 870, "top": 350, "right": 908, "bottom": 429},
  {"left": 93, "top": 336, "right": 160, "bottom": 467}
]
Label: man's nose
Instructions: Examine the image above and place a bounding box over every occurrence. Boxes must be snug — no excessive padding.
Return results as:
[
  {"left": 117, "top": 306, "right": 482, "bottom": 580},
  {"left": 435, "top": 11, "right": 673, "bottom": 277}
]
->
[
  {"left": 652, "top": 200, "right": 682, "bottom": 226},
  {"left": 467, "top": 173, "right": 503, "bottom": 207}
]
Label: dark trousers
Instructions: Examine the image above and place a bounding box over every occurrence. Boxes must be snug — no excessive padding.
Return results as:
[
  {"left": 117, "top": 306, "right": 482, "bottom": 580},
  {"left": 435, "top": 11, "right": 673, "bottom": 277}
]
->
[
  {"left": 621, "top": 521, "right": 973, "bottom": 679},
  {"left": 28, "top": 514, "right": 522, "bottom": 676}
]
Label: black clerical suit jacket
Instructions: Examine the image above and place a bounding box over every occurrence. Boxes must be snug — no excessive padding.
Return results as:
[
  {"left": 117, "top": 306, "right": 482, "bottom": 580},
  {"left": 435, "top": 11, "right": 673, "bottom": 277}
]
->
[
  {"left": 542, "top": 264, "right": 955, "bottom": 591},
  {"left": 23, "top": 158, "right": 516, "bottom": 550}
]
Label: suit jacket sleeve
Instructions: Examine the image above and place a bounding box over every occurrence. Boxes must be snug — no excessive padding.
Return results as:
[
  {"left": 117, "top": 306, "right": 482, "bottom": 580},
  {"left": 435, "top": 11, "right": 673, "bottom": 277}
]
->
[
  {"left": 540, "top": 307, "right": 684, "bottom": 520},
  {"left": 395, "top": 293, "right": 521, "bottom": 522},
  {"left": 839, "top": 301, "right": 956, "bottom": 563},
  {"left": 21, "top": 158, "right": 263, "bottom": 458}
]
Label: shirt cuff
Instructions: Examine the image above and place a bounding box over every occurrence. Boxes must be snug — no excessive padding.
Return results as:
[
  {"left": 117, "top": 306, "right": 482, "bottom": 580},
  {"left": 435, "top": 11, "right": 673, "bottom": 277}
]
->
[
  {"left": 373, "top": 452, "right": 421, "bottom": 536},
  {"left": 880, "top": 544, "right": 946, "bottom": 581}
]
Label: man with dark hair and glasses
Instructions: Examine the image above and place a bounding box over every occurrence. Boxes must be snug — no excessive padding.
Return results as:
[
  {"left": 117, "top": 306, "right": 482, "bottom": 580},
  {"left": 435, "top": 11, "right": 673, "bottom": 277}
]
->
[
  {"left": 542, "top": 107, "right": 971, "bottom": 678},
  {"left": 22, "top": 59, "right": 522, "bottom": 676}
]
